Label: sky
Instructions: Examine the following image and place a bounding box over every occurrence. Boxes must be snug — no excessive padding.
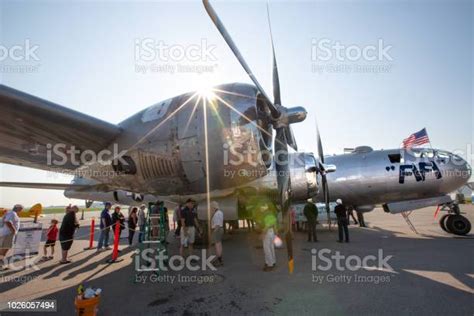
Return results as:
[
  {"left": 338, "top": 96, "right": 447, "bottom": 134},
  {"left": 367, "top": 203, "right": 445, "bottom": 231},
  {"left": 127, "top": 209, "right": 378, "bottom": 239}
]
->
[{"left": 0, "top": 0, "right": 472, "bottom": 207}]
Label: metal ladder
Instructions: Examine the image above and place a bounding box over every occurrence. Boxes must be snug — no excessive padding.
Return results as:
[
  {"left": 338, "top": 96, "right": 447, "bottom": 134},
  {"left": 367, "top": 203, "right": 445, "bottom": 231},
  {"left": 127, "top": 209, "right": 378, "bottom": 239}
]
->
[{"left": 133, "top": 203, "right": 168, "bottom": 280}]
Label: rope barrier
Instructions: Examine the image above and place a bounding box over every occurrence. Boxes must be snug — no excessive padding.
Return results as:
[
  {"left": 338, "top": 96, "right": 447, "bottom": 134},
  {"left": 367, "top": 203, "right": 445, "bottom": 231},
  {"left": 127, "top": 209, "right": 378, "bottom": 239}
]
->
[{"left": 0, "top": 215, "right": 161, "bottom": 252}]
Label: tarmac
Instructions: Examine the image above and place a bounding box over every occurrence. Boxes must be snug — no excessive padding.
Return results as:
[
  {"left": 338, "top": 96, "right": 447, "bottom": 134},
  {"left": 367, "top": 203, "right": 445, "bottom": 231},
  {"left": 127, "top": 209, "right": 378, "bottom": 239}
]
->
[{"left": 0, "top": 204, "right": 473, "bottom": 315}]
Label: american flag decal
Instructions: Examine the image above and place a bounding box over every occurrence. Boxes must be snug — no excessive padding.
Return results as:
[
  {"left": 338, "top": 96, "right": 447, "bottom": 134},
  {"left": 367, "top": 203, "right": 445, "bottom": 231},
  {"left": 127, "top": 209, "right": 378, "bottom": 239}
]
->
[{"left": 402, "top": 128, "right": 430, "bottom": 148}]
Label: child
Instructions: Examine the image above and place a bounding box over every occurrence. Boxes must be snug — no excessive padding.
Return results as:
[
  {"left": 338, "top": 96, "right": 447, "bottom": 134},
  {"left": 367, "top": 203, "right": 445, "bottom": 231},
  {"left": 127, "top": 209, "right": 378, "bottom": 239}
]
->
[{"left": 43, "top": 219, "right": 58, "bottom": 260}]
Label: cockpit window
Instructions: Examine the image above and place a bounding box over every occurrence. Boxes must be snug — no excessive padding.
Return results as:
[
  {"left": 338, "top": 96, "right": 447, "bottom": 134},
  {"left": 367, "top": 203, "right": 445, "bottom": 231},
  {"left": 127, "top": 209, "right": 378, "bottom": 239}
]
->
[
  {"left": 388, "top": 153, "right": 401, "bottom": 163},
  {"left": 436, "top": 151, "right": 451, "bottom": 159},
  {"left": 412, "top": 149, "right": 434, "bottom": 158}
]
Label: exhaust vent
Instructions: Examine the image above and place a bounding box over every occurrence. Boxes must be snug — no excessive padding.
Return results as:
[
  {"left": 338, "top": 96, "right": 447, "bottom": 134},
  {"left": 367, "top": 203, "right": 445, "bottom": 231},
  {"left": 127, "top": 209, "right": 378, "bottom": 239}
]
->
[{"left": 139, "top": 152, "right": 178, "bottom": 180}]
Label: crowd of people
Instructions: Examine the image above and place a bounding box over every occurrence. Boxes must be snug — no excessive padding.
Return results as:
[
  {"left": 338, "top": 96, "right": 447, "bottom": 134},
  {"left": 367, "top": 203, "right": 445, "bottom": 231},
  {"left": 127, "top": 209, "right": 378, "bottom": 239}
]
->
[{"left": 0, "top": 197, "right": 364, "bottom": 272}]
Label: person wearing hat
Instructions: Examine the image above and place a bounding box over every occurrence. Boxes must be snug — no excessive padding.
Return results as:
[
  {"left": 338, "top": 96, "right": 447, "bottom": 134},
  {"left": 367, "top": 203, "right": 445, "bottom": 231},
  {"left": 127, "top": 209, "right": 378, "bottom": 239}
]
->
[
  {"left": 210, "top": 201, "right": 224, "bottom": 266},
  {"left": 97, "top": 202, "right": 112, "bottom": 251},
  {"left": 0, "top": 204, "right": 23, "bottom": 270},
  {"left": 303, "top": 199, "right": 318, "bottom": 242},
  {"left": 59, "top": 205, "right": 80, "bottom": 263},
  {"left": 180, "top": 198, "right": 201, "bottom": 257},
  {"left": 334, "top": 199, "right": 349, "bottom": 243}
]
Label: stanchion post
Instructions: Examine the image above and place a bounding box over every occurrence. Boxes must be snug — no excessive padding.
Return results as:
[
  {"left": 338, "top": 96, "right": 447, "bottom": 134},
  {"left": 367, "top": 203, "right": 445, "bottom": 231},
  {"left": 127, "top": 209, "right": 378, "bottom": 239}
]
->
[
  {"left": 107, "top": 221, "right": 121, "bottom": 263},
  {"left": 84, "top": 218, "right": 96, "bottom": 250}
]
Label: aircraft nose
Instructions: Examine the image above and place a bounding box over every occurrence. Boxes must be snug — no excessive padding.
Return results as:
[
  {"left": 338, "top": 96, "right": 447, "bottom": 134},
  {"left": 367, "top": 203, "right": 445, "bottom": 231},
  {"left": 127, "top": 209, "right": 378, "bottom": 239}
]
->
[
  {"left": 451, "top": 154, "right": 471, "bottom": 185},
  {"left": 466, "top": 160, "right": 472, "bottom": 178}
]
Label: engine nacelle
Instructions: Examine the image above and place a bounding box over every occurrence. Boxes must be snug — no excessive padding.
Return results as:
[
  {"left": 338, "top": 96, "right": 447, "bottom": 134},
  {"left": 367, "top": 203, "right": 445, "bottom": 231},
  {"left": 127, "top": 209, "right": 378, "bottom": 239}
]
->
[
  {"left": 290, "top": 152, "right": 319, "bottom": 202},
  {"left": 355, "top": 205, "right": 375, "bottom": 213}
]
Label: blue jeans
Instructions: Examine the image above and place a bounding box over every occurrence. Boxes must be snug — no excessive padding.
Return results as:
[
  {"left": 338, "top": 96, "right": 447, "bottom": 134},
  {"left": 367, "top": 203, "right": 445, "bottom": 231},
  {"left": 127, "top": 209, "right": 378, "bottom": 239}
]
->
[
  {"left": 97, "top": 228, "right": 110, "bottom": 249},
  {"left": 337, "top": 218, "right": 349, "bottom": 242},
  {"left": 138, "top": 224, "right": 145, "bottom": 243}
]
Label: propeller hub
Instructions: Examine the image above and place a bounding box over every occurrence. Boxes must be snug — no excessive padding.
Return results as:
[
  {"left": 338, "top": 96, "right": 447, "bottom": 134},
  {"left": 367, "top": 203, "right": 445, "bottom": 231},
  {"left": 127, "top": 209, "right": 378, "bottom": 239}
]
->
[
  {"left": 287, "top": 106, "right": 307, "bottom": 124},
  {"left": 272, "top": 106, "right": 307, "bottom": 129}
]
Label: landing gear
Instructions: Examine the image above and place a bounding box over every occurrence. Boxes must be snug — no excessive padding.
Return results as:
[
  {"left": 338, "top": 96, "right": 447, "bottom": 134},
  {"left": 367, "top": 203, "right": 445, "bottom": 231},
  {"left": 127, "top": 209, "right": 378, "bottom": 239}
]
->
[
  {"left": 446, "top": 215, "right": 471, "bottom": 236},
  {"left": 439, "top": 214, "right": 450, "bottom": 233},
  {"left": 438, "top": 203, "right": 471, "bottom": 235}
]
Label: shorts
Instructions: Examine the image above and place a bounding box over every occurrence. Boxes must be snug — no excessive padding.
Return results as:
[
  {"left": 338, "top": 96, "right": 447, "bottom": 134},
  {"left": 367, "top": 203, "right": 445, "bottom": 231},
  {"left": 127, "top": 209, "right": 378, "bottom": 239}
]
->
[
  {"left": 0, "top": 234, "right": 14, "bottom": 249},
  {"left": 212, "top": 227, "right": 223, "bottom": 243},
  {"left": 44, "top": 239, "right": 56, "bottom": 247},
  {"left": 180, "top": 226, "right": 195, "bottom": 245},
  {"left": 59, "top": 235, "right": 73, "bottom": 251}
]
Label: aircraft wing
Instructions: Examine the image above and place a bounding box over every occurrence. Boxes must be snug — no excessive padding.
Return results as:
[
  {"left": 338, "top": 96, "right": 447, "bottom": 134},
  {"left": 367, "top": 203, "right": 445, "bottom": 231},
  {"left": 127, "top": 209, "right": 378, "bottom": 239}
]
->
[
  {"left": 0, "top": 85, "right": 122, "bottom": 171},
  {"left": 0, "top": 181, "right": 89, "bottom": 190}
]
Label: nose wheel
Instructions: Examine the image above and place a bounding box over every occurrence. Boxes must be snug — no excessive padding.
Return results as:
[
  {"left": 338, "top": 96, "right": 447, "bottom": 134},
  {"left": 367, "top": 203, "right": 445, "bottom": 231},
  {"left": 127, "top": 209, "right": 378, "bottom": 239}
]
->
[{"left": 438, "top": 203, "right": 471, "bottom": 235}]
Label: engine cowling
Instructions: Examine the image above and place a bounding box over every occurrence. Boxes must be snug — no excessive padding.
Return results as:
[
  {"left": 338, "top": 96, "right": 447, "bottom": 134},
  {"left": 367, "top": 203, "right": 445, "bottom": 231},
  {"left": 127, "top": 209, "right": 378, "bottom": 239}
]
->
[
  {"left": 290, "top": 152, "right": 319, "bottom": 202},
  {"left": 355, "top": 205, "right": 375, "bottom": 213}
]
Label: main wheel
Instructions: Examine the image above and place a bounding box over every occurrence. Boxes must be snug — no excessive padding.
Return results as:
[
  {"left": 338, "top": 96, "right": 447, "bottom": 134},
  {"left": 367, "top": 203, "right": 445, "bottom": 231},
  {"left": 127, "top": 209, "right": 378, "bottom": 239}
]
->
[
  {"left": 439, "top": 214, "right": 450, "bottom": 233},
  {"left": 446, "top": 215, "right": 471, "bottom": 236}
]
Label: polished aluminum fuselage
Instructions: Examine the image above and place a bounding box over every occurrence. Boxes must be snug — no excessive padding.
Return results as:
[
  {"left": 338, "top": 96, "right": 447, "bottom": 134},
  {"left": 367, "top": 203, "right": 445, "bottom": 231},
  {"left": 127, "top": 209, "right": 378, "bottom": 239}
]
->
[
  {"left": 316, "top": 148, "right": 471, "bottom": 208},
  {"left": 62, "top": 83, "right": 471, "bottom": 213}
]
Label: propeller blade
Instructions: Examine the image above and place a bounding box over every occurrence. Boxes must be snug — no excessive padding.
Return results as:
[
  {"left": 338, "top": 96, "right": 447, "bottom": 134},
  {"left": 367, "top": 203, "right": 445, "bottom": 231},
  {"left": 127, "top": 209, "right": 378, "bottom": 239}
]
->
[
  {"left": 266, "top": 2, "right": 281, "bottom": 106},
  {"left": 284, "top": 126, "right": 298, "bottom": 151},
  {"left": 322, "top": 176, "right": 331, "bottom": 230},
  {"left": 267, "top": 3, "right": 300, "bottom": 152},
  {"left": 316, "top": 122, "right": 325, "bottom": 164},
  {"left": 203, "top": 0, "right": 280, "bottom": 119},
  {"left": 274, "top": 127, "right": 293, "bottom": 273},
  {"left": 315, "top": 117, "right": 331, "bottom": 229}
]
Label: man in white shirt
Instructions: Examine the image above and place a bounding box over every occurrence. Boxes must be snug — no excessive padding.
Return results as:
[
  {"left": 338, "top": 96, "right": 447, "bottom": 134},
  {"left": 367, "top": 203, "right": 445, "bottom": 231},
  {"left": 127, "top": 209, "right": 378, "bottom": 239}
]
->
[
  {"left": 210, "top": 201, "right": 224, "bottom": 266},
  {"left": 137, "top": 204, "right": 147, "bottom": 243},
  {"left": 0, "top": 204, "right": 23, "bottom": 270}
]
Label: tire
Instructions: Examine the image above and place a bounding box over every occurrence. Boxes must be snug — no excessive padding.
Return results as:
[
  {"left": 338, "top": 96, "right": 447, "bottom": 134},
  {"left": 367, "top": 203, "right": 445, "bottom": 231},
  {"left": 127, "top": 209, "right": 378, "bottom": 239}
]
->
[
  {"left": 439, "top": 214, "right": 450, "bottom": 233},
  {"left": 446, "top": 215, "right": 471, "bottom": 236}
]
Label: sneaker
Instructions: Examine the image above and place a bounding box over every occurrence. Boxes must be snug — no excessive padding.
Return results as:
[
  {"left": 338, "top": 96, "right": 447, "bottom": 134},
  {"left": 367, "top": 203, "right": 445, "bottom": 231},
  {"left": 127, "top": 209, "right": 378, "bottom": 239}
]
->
[
  {"left": 211, "top": 258, "right": 223, "bottom": 266},
  {"left": 263, "top": 265, "right": 274, "bottom": 272},
  {"left": 104, "top": 246, "right": 111, "bottom": 250}
]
